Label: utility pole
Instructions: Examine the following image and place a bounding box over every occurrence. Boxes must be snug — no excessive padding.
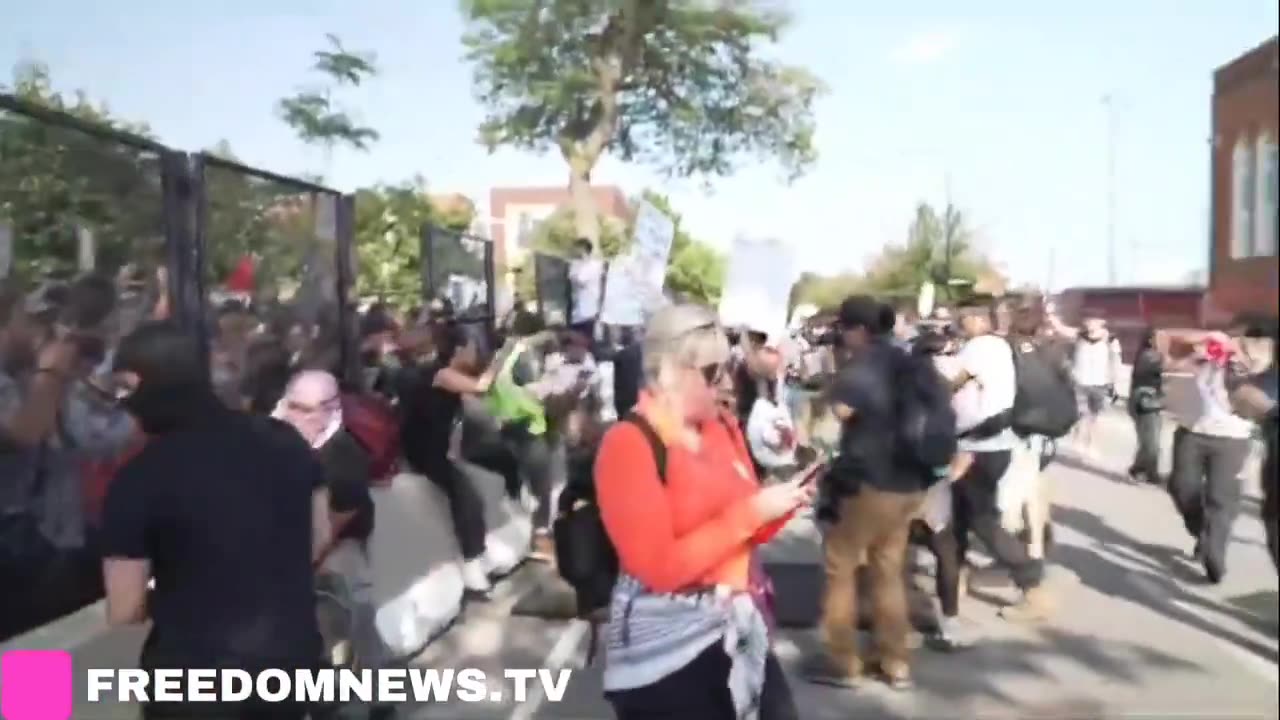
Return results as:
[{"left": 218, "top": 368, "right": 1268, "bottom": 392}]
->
[
  {"left": 942, "top": 171, "right": 954, "bottom": 291},
  {"left": 1103, "top": 94, "right": 1118, "bottom": 285},
  {"left": 1046, "top": 246, "right": 1057, "bottom": 295}
]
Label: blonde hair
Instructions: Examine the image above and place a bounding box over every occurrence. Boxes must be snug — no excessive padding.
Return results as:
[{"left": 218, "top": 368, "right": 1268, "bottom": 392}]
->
[{"left": 641, "top": 303, "right": 730, "bottom": 388}]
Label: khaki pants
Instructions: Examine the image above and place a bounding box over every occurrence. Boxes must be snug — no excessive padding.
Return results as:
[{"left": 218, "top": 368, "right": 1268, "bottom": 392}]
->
[{"left": 819, "top": 486, "right": 924, "bottom": 675}]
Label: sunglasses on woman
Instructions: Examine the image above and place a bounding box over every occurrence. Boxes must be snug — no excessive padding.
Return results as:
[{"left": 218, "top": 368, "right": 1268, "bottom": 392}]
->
[{"left": 699, "top": 362, "right": 727, "bottom": 387}]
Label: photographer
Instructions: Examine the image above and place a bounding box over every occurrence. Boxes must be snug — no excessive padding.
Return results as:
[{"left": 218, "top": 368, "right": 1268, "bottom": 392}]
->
[{"left": 1, "top": 278, "right": 137, "bottom": 637}]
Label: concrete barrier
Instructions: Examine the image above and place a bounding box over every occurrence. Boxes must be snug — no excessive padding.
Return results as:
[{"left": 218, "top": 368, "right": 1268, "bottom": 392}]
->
[{"left": 372, "top": 462, "right": 532, "bottom": 659}]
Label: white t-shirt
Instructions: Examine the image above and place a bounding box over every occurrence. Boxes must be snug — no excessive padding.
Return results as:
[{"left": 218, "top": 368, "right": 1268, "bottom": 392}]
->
[
  {"left": 1184, "top": 362, "right": 1254, "bottom": 439},
  {"left": 1073, "top": 335, "right": 1117, "bottom": 387},
  {"left": 569, "top": 257, "right": 604, "bottom": 324},
  {"left": 954, "top": 334, "right": 1018, "bottom": 452}
]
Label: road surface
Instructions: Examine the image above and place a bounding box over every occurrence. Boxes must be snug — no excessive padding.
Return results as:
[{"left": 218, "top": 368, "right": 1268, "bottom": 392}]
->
[
  {"left": 399, "top": 406, "right": 1279, "bottom": 719},
  {"left": 31, "top": 406, "right": 1280, "bottom": 718}
]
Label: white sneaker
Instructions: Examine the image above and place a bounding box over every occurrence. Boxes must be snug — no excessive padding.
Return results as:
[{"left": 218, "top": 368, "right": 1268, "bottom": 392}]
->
[
  {"left": 932, "top": 616, "right": 976, "bottom": 651},
  {"left": 482, "top": 543, "right": 518, "bottom": 577},
  {"left": 461, "top": 558, "right": 492, "bottom": 593}
]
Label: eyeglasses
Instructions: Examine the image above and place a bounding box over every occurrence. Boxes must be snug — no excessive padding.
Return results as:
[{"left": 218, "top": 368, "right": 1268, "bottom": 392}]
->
[
  {"left": 284, "top": 395, "right": 340, "bottom": 415},
  {"left": 699, "top": 363, "right": 727, "bottom": 387}
]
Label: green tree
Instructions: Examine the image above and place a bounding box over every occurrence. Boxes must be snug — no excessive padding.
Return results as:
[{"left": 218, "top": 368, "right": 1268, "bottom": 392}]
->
[
  {"left": 277, "top": 34, "right": 380, "bottom": 178},
  {"left": 789, "top": 270, "right": 865, "bottom": 313},
  {"left": 461, "top": 1, "right": 823, "bottom": 242},
  {"left": 0, "top": 62, "right": 164, "bottom": 286},
  {"left": 352, "top": 179, "right": 478, "bottom": 309},
  {"left": 512, "top": 189, "right": 726, "bottom": 306},
  {"left": 862, "top": 202, "right": 997, "bottom": 305},
  {"left": 638, "top": 191, "right": 725, "bottom": 304},
  {"left": 787, "top": 202, "right": 1004, "bottom": 312}
]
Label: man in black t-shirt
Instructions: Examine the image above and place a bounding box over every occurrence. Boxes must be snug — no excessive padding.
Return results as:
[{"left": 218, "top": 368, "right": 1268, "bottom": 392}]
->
[
  {"left": 100, "top": 322, "right": 324, "bottom": 720},
  {"left": 804, "top": 296, "right": 925, "bottom": 691}
]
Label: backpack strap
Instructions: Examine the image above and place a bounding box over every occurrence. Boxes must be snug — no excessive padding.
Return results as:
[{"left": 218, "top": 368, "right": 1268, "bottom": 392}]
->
[
  {"left": 622, "top": 410, "right": 667, "bottom": 483},
  {"left": 579, "top": 411, "right": 666, "bottom": 666}
]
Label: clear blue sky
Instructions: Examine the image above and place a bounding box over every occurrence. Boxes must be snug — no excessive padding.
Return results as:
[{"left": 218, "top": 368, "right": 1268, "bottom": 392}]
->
[{"left": 4, "top": 0, "right": 1278, "bottom": 288}]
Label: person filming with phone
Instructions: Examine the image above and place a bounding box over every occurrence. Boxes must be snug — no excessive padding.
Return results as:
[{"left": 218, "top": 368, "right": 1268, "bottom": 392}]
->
[{"left": 594, "top": 303, "right": 816, "bottom": 720}]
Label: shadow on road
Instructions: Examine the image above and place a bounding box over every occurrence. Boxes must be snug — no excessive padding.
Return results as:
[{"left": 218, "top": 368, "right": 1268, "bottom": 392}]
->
[
  {"left": 782, "top": 623, "right": 1198, "bottom": 718},
  {"left": 1052, "top": 505, "right": 1278, "bottom": 666},
  {"left": 1052, "top": 453, "right": 1135, "bottom": 485}
]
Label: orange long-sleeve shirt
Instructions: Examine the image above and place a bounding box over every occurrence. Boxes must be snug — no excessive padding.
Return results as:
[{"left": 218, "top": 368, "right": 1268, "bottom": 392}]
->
[{"left": 594, "top": 401, "right": 785, "bottom": 594}]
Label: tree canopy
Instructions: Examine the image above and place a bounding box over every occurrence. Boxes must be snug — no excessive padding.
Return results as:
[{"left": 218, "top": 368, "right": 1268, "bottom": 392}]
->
[
  {"left": 0, "top": 62, "right": 164, "bottom": 286},
  {"left": 789, "top": 201, "right": 1005, "bottom": 312},
  {"left": 460, "top": 0, "right": 823, "bottom": 240},
  {"left": 353, "top": 179, "right": 480, "bottom": 308},
  {"left": 277, "top": 34, "right": 380, "bottom": 174},
  {"left": 0, "top": 63, "right": 357, "bottom": 312}
]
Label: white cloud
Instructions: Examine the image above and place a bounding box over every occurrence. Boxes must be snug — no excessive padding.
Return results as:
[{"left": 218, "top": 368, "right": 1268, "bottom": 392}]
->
[{"left": 889, "top": 29, "right": 963, "bottom": 65}]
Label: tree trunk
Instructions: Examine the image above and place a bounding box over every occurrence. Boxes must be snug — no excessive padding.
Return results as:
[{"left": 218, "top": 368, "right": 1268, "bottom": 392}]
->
[{"left": 568, "top": 154, "right": 600, "bottom": 245}]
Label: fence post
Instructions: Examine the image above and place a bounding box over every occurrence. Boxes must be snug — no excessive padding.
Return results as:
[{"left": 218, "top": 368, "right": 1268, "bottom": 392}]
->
[
  {"left": 420, "top": 223, "right": 437, "bottom": 302},
  {"left": 161, "top": 150, "right": 206, "bottom": 357},
  {"left": 483, "top": 241, "right": 497, "bottom": 340},
  {"left": 335, "top": 193, "right": 359, "bottom": 387},
  {"left": 533, "top": 253, "right": 546, "bottom": 322}
]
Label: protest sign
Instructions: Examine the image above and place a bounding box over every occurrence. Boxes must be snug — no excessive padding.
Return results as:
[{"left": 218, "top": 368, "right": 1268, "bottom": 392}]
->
[
  {"left": 600, "top": 200, "right": 675, "bottom": 325},
  {"left": 719, "top": 236, "right": 796, "bottom": 335}
]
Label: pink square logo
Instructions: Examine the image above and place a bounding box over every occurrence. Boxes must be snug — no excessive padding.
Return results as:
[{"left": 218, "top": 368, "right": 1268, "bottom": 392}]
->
[{"left": 1, "top": 651, "right": 73, "bottom": 720}]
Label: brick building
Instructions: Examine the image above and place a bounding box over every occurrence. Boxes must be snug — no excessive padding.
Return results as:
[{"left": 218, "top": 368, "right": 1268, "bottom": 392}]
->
[
  {"left": 487, "top": 185, "right": 629, "bottom": 278},
  {"left": 1209, "top": 35, "right": 1278, "bottom": 321}
]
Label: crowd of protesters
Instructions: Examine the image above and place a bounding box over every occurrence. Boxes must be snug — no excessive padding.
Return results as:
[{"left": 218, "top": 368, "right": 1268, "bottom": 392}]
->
[{"left": 3, "top": 247, "right": 1277, "bottom": 720}]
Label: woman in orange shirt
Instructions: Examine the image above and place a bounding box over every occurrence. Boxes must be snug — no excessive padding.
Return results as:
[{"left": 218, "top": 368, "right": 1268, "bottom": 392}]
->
[{"left": 595, "top": 304, "right": 816, "bottom": 720}]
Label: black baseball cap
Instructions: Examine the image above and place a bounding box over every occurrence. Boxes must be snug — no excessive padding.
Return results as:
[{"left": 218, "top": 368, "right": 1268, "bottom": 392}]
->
[{"left": 836, "top": 295, "right": 880, "bottom": 331}]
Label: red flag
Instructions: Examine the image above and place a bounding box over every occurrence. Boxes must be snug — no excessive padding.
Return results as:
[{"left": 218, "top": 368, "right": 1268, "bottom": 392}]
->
[{"left": 226, "top": 255, "right": 256, "bottom": 292}]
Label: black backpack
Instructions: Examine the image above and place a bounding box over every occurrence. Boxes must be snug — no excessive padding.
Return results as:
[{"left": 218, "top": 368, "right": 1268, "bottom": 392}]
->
[
  {"left": 1008, "top": 337, "right": 1079, "bottom": 439},
  {"left": 551, "top": 411, "right": 667, "bottom": 664},
  {"left": 552, "top": 410, "right": 748, "bottom": 663},
  {"left": 891, "top": 349, "right": 958, "bottom": 482}
]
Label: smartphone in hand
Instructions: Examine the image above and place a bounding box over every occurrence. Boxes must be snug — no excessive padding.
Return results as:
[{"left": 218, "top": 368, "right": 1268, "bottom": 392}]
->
[{"left": 798, "top": 460, "right": 828, "bottom": 487}]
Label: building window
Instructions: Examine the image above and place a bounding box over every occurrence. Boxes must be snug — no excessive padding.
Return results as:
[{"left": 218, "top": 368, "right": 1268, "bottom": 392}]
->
[
  {"left": 1257, "top": 134, "right": 1279, "bottom": 257},
  {"left": 1231, "top": 137, "right": 1256, "bottom": 259}
]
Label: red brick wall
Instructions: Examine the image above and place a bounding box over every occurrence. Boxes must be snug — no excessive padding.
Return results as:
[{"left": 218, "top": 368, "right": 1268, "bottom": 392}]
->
[
  {"left": 1057, "top": 287, "right": 1205, "bottom": 360},
  {"left": 1209, "top": 36, "right": 1279, "bottom": 320}
]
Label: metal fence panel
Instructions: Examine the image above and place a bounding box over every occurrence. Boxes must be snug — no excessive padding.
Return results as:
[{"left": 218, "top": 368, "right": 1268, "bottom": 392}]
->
[
  {"left": 421, "top": 223, "right": 495, "bottom": 325},
  {"left": 534, "top": 252, "right": 571, "bottom": 325},
  {"left": 0, "top": 94, "right": 185, "bottom": 640},
  {"left": 195, "top": 154, "right": 347, "bottom": 405}
]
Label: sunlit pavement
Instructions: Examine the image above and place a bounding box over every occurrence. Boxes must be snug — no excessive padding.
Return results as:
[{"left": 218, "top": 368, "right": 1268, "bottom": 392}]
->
[
  {"left": 39, "top": 405, "right": 1279, "bottom": 719},
  {"left": 401, "top": 406, "right": 1279, "bottom": 719}
]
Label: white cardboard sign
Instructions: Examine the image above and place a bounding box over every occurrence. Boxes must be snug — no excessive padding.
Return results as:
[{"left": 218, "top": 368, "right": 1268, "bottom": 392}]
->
[
  {"left": 600, "top": 200, "right": 675, "bottom": 325},
  {"left": 718, "top": 236, "right": 796, "bottom": 336}
]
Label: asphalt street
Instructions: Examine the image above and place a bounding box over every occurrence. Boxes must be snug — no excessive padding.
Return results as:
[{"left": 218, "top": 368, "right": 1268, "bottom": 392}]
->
[{"left": 25, "top": 405, "right": 1280, "bottom": 719}]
